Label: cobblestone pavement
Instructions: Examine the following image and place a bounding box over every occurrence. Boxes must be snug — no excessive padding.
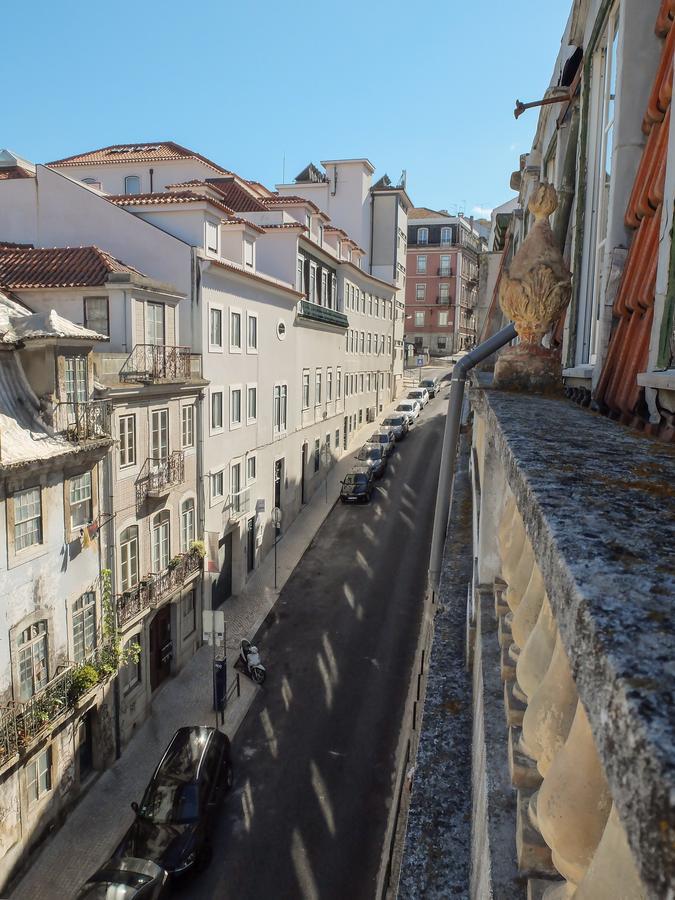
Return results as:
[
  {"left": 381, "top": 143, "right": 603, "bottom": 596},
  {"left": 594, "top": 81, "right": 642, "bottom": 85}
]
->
[{"left": 9, "top": 385, "right": 436, "bottom": 900}]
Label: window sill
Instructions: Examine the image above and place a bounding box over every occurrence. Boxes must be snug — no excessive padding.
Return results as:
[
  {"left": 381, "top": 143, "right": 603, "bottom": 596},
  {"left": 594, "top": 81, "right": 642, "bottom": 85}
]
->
[
  {"left": 637, "top": 369, "right": 675, "bottom": 391},
  {"left": 562, "top": 365, "right": 594, "bottom": 381},
  {"left": 229, "top": 422, "right": 242, "bottom": 431},
  {"left": 208, "top": 345, "right": 224, "bottom": 354}
]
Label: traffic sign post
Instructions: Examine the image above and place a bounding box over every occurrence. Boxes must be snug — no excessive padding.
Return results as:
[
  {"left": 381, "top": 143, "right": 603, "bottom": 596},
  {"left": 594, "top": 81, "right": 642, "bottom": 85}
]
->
[{"left": 417, "top": 354, "right": 424, "bottom": 383}]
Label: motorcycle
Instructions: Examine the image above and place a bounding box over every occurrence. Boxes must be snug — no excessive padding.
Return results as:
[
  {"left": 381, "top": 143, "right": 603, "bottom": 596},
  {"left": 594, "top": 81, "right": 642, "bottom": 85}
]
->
[{"left": 240, "top": 639, "right": 266, "bottom": 684}]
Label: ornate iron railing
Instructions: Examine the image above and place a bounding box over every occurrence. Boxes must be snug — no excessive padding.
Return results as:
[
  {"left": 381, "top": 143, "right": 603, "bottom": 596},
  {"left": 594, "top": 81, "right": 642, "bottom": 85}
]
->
[
  {"left": 0, "top": 707, "right": 19, "bottom": 768},
  {"left": 120, "top": 344, "right": 191, "bottom": 383},
  {"left": 135, "top": 451, "right": 185, "bottom": 505},
  {"left": 116, "top": 547, "right": 203, "bottom": 628},
  {"left": 298, "top": 300, "right": 349, "bottom": 329},
  {"left": 53, "top": 400, "right": 112, "bottom": 442}
]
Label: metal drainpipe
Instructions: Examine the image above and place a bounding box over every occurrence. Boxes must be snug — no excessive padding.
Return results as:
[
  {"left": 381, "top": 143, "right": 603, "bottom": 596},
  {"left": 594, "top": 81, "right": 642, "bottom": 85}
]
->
[{"left": 427, "top": 322, "right": 517, "bottom": 596}]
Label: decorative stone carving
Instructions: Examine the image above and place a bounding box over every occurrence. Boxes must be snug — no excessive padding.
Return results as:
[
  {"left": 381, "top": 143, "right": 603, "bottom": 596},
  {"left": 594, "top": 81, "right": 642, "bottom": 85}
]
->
[
  {"left": 515, "top": 594, "right": 556, "bottom": 704},
  {"left": 494, "top": 182, "right": 572, "bottom": 393},
  {"left": 512, "top": 562, "right": 545, "bottom": 650}
]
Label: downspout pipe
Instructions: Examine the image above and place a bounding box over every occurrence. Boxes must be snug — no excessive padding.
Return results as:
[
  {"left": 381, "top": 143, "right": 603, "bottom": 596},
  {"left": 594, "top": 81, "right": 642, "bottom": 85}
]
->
[{"left": 428, "top": 322, "right": 518, "bottom": 595}]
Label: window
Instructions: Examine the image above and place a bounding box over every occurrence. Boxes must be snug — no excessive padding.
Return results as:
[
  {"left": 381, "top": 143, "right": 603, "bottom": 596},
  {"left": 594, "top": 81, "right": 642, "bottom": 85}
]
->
[
  {"left": 314, "top": 438, "right": 320, "bottom": 472},
  {"left": 211, "top": 391, "right": 223, "bottom": 430},
  {"left": 360, "top": 332, "right": 365, "bottom": 353},
  {"left": 181, "top": 499, "right": 195, "bottom": 552},
  {"left": 359, "top": 374, "right": 364, "bottom": 393},
  {"left": 360, "top": 290, "right": 366, "bottom": 314},
  {"left": 319, "top": 223, "right": 324, "bottom": 246},
  {"left": 247, "top": 455, "right": 257, "bottom": 482},
  {"left": 64, "top": 355, "right": 87, "bottom": 410},
  {"left": 181, "top": 405, "right": 194, "bottom": 449},
  {"left": 416, "top": 255, "right": 427, "bottom": 274},
  {"left": 415, "top": 311, "right": 425, "bottom": 327},
  {"left": 73, "top": 591, "right": 96, "bottom": 664},
  {"left": 230, "top": 387, "right": 242, "bottom": 428},
  {"left": 327, "top": 369, "right": 333, "bottom": 402},
  {"left": 273, "top": 384, "right": 287, "bottom": 433},
  {"left": 369, "top": 295, "right": 373, "bottom": 316},
  {"left": 337, "top": 368, "right": 342, "bottom": 399},
  {"left": 230, "top": 311, "right": 241, "bottom": 350},
  {"left": 247, "top": 385, "right": 257, "bottom": 422},
  {"left": 244, "top": 239, "right": 254, "bottom": 268},
  {"left": 27, "top": 747, "right": 52, "bottom": 805},
  {"left": 70, "top": 471, "right": 92, "bottom": 529},
  {"left": 440, "top": 283, "right": 450, "bottom": 303},
  {"left": 296, "top": 256, "right": 305, "bottom": 293},
  {"left": 321, "top": 270, "right": 328, "bottom": 305},
  {"left": 387, "top": 335, "right": 392, "bottom": 354},
  {"left": 120, "top": 526, "right": 138, "bottom": 591},
  {"left": 119, "top": 415, "right": 136, "bottom": 467},
  {"left": 123, "top": 635, "right": 141, "bottom": 693},
  {"left": 315, "top": 370, "right": 322, "bottom": 405},
  {"left": 350, "top": 330, "right": 355, "bottom": 353},
  {"left": 146, "top": 303, "right": 165, "bottom": 346},
  {"left": 152, "top": 510, "right": 170, "bottom": 573},
  {"left": 367, "top": 373, "right": 372, "bottom": 392},
  {"left": 439, "top": 311, "right": 449, "bottom": 326},
  {"left": 206, "top": 220, "right": 219, "bottom": 253},
  {"left": 124, "top": 175, "right": 141, "bottom": 195},
  {"left": 211, "top": 471, "right": 224, "bottom": 500},
  {"left": 302, "top": 371, "right": 310, "bottom": 409},
  {"left": 335, "top": 429, "right": 340, "bottom": 449},
  {"left": 209, "top": 307, "right": 223, "bottom": 349},
  {"left": 375, "top": 298, "right": 380, "bottom": 317},
  {"left": 14, "top": 487, "right": 42, "bottom": 551},
  {"left": 380, "top": 334, "right": 385, "bottom": 354},
  {"left": 441, "top": 226, "right": 451, "bottom": 246},
  {"left": 309, "top": 263, "right": 317, "bottom": 303},
  {"left": 417, "top": 227, "right": 428, "bottom": 245},
  {"left": 438, "top": 337, "right": 447, "bottom": 350},
  {"left": 84, "top": 297, "right": 109, "bottom": 337},
  {"left": 18, "top": 621, "right": 48, "bottom": 700},
  {"left": 440, "top": 255, "right": 451, "bottom": 276},
  {"left": 247, "top": 313, "right": 258, "bottom": 351},
  {"left": 231, "top": 463, "right": 242, "bottom": 513},
  {"left": 183, "top": 591, "right": 196, "bottom": 637}
]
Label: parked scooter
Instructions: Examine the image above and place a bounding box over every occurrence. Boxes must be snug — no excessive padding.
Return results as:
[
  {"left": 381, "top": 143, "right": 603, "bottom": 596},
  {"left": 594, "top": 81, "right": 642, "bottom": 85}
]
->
[{"left": 240, "top": 639, "right": 266, "bottom": 684}]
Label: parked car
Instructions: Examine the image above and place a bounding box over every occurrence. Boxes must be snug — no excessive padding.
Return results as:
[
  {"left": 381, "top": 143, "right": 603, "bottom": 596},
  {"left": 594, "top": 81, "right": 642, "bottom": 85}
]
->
[
  {"left": 396, "top": 400, "right": 420, "bottom": 423},
  {"left": 340, "top": 467, "right": 375, "bottom": 503},
  {"left": 381, "top": 414, "right": 409, "bottom": 440},
  {"left": 420, "top": 377, "right": 440, "bottom": 398},
  {"left": 115, "top": 726, "right": 233, "bottom": 878},
  {"left": 368, "top": 431, "right": 396, "bottom": 457},
  {"left": 77, "top": 858, "right": 168, "bottom": 899},
  {"left": 355, "top": 444, "right": 388, "bottom": 478},
  {"left": 407, "top": 387, "right": 430, "bottom": 407}
]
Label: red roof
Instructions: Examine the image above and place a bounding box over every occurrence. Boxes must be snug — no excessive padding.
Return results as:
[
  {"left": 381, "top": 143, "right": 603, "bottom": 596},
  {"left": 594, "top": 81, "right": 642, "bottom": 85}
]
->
[
  {"left": 222, "top": 217, "right": 266, "bottom": 234},
  {"left": 47, "top": 141, "right": 231, "bottom": 174},
  {"left": 263, "top": 194, "right": 320, "bottom": 212},
  {"left": 204, "top": 179, "right": 267, "bottom": 212},
  {"left": 0, "top": 166, "right": 33, "bottom": 180},
  {"left": 0, "top": 246, "right": 145, "bottom": 289},
  {"left": 106, "top": 190, "right": 235, "bottom": 217}
]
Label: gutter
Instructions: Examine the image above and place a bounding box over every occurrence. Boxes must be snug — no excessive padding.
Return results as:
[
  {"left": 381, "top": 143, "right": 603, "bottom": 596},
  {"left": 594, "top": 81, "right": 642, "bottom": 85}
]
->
[{"left": 427, "top": 322, "right": 517, "bottom": 595}]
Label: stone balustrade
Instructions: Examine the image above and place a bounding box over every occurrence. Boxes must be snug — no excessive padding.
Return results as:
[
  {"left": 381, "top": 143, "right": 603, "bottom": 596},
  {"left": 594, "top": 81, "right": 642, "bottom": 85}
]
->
[{"left": 469, "top": 387, "right": 674, "bottom": 900}]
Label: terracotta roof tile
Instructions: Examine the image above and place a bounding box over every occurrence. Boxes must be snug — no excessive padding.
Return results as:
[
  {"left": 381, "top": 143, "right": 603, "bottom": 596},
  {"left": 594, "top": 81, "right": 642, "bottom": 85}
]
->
[
  {"left": 0, "top": 166, "right": 34, "bottom": 180},
  {"left": 222, "top": 217, "right": 266, "bottom": 234},
  {"left": 408, "top": 206, "right": 452, "bottom": 220},
  {"left": 0, "top": 246, "right": 145, "bottom": 289},
  {"left": 106, "top": 190, "right": 235, "bottom": 217},
  {"left": 263, "top": 194, "right": 320, "bottom": 213},
  {"left": 205, "top": 179, "right": 268, "bottom": 212},
  {"left": 263, "top": 223, "right": 307, "bottom": 230},
  {"left": 47, "top": 141, "right": 231, "bottom": 174}
]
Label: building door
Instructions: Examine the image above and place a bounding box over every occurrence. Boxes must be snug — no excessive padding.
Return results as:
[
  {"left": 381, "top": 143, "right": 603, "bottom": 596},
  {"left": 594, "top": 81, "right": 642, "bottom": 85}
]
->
[
  {"left": 213, "top": 532, "right": 233, "bottom": 606},
  {"left": 149, "top": 605, "right": 172, "bottom": 692},
  {"left": 247, "top": 517, "right": 255, "bottom": 572},
  {"left": 78, "top": 712, "right": 94, "bottom": 780},
  {"left": 146, "top": 302, "right": 165, "bottom": 346},
  {"left": 301, "top": 444, "right": 307, "bottom": 504},
  {"left": 274, "top": 459, "right": 284, "bottom": 535},
  {"left": 151, "top": 409, "right": 169, "bottom": 464}
]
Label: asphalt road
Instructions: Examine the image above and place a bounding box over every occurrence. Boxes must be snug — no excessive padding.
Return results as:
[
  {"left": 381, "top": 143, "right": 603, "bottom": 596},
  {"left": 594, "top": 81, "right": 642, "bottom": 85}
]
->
[{"left": 177, "top": 395, "right": 447, "bottom": 900}]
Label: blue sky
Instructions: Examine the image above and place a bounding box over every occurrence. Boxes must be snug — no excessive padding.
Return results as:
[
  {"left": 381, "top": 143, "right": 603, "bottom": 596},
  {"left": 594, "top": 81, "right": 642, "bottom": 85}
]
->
[{"left": 4, "top": 0, "right": 571, "bottom": 217}]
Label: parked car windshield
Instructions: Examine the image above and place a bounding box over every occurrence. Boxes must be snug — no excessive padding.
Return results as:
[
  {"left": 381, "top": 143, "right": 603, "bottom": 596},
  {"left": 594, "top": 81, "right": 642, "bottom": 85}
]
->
[
  {"left": 139, "top": 779, "right": 200, "bottom": 825},
  {"left": 345, "top": 473, "right": 368, "bottom": 484},
  {"left": 358, "top": 447, "right": 382, "bottom": 461},
  {"left": 383, "top": 417, "right": 404, "bottom": 426},
  {"left": 397, "top": 404, "right": 412, "bottom": 411}
]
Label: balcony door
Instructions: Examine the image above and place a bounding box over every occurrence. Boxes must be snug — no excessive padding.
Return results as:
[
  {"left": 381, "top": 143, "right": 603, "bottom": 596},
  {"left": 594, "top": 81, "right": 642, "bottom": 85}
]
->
[
  {"left": 146, "top": 302, "right": 165, "bottom": 346},
  {"left": 65, "top": 356, "right": 88, "bottom": 420},
  {"left": 149, "top": 605, "right": 172, "bottom": 692},
  {"left": 151, "top": 409, "right": 169, "bottom": 469}
]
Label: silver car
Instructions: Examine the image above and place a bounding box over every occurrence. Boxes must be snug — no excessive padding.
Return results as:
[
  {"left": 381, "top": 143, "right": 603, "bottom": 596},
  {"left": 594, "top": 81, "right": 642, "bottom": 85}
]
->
[
  {"left": 368, "top": 431, "right": 396, "bottom": 457},
  {"left": 381, "top": 415, "right": 408, "bottom": 440}
]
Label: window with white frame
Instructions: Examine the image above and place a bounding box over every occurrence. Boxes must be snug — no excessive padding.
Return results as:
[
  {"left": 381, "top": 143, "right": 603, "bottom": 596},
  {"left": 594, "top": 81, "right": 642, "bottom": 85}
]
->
[
  {"left": 211, "top": 391, "right": 224, "bottom": 431},
  {"left": 440, "top": 255, "right": 451, "bottom": 276},
  {"left": 387, "top": 335, "right": 392, "bottom": 354},
  {"left": 152, "top": 510, "right": 170, "bottom": 573},
  {"left": 244, "top": 238, "right": 254, "bottom": 268},
  {"left": 211, "top": 470, "right": 224, "bottom": 500},
  {"left": 359, "top": 374, "right": 364, "bottom": 393},
  {"left": 247, "top": 455, "right": 257, "bottom": 482},
  {"left": 14, "top": 487, "right": 42, "bottom": 551},
  {"left": 369, "top": 295, "right": 373, "bottom": 316},
  {"left": 181, "top": 405, "right": 194, "bottom": 449},
  {"left": 146, "top": 302, "right": 165, "bottom": 346},
  {"left": 18, "top": 621, "right": 48, "bottom": 700},
  {"left": 273, "top": 384, "right": 287, "bottom": 433},
  {"left": 73, "top": 591, "right": 96, "bottom": 664},
  {"left": 230, "top": 387, "right": 242, "bottom": 428},
  {"left": 230, "top": 311, "right": 242, "bottom": 351},
  {"left": 440, "top": 283, "right": 450, "bottom": 302},
  {"left": 70, "top": 471, "right": 92, "bottom": 529},
  {"left": 247, "top": 313, "right": 258, "bottom": 351},
  {"left": 124, "top": 175, "right": 141, "bottom": 195},
  {"left": 321, "top": 270, "right": 328, "bottom": 305},
  {"left": 206, "top": 220, "right": 219, "bottom": 253},
  {"left": 27, "top": 747, "right": 52, "bottom": 805},
  {"left": 84, "top": 296, "right": 109, "bottom": 337},
  {"left": 367, "top": 373, "right": 372, "bottom": 392},
  {"left": 374, "top": 297, "right": 379, "bottom": 317},
  {"left": 120, "top": 525, "right": 138, "bottom": 591},
  {"left": 415, "top": 311, "right": 425, "bottom": 327},
  {"left": 327, "top": 369, "right": 333, "bottom": 402},
  {"left": 417, "top": 227, "right": 428, "bottom": 245},
  {"left": 439, "top": 310, "right": 449, "bottom": 326},
  {"left": 361, "top": 290, "right": 366, "bottom": 314},
  {"left": 315, "top": 370, "right": 322, "bottom": 405},
  {"left": 231, "top": 462, "right": 243, "bottom": 513},
  {"left": 302, "top": 371, "right": 310, "bottom": 409},
  {"left": 209, "top": 307, "right": 223, "bottom": 349},
  {"left": 350, "top": 330, "right": 355, "bottom": 353},
  {"left": 441, "top": 226, "right": 451, "bottom": 246},
  {"left": 367, "top": 333, "right": 372, "bottom": 354},
  {"left": 296, "top": 256, "right": 305, "bottom": 293},
  {"left": 119, "top": 415, "right": 136, "bottom": 468},
  {"left": 247, "top": 385, "right": 257, "bottom": 422},
  {"left": 416, "top": 255, "right": 427, "bottom": 274},
  {"left": 336, "top": 367, "right": 342, "bottom": 399},
  {"left": 151, "top": 409, "right": 169, "bottom": 462},
  {"left": 65, "top": 355, "right": 87, "bottom": 411},
  {"left": 360, "top": 332, "right": 365, "bottom": 353},
  {"left": 181, "top": 498, "right": 195, "bottom": 552},
  {"left": 309, "top": 263, "right": 317, "bottom": 303}
]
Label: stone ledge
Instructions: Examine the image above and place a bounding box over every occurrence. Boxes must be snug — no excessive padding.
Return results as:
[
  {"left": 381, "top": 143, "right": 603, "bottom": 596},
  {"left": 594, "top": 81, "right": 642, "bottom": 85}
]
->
[{"left": 471, "top": 387, "right": 675, "bottom": 899}]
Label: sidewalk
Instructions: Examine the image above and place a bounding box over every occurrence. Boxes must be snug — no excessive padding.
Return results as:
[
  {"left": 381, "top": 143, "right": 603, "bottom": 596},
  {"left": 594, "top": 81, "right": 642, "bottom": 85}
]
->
[{"left": 9, "top": 396, "right": 406, "bottom": 900}]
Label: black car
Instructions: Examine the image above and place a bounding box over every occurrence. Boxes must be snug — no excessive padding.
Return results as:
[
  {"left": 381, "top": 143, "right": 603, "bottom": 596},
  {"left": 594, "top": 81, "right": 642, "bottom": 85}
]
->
[
  {"left": 355, "top": 444, "right": 387, "bottom": 479},
  {"left": 115, "top": 726, "right": 233, "bottom": 878},
  {"left": 340, "top": 467, "right": 375, "bottom": 503},
  {"left": 77, "top": 858, "right": 168, "bottom": 899}
]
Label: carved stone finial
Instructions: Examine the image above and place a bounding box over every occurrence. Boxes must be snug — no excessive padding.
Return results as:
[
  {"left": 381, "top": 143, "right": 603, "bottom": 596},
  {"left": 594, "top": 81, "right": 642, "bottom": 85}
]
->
[{"left": 494, "top": 182, "right": 572, "bottom": 393}]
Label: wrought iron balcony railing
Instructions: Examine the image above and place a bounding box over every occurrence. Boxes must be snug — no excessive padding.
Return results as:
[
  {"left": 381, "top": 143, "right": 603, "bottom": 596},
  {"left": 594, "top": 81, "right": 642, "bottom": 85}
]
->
[
  {"left": 298, "top": 300, "right": 349, "bottom": 329},
  {"left": 135, "top": 451, "right": 185, "bottom": 505},
  {"left": 116, "top": 547, "right": 203, "bottom": 628},
  {"left": 53, "top": 400, "right": 112, "bottom": 442},
  {"left": 120, "top": 344, "right": 191, "bottom": 383}
]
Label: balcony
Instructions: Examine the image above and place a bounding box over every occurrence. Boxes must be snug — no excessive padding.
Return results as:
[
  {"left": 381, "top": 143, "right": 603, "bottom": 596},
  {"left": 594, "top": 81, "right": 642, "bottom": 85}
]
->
[
  {"left": 298, "top": 300, "right": 348, "bottom": 329},
  {"left": 120, "top": 344, "right": 191, "bottom": 383},
  {"left": 226, "top": 487, "right": 250, "bottom": 522},
  {"left": 135, "top": 451, "right": 185, "bottom": 505},
  {"left": 116, "top": 547, "right": 203, "bottom": 628},
  {"left": 52, "top": 400, "right": 112, "bottom": 442}
]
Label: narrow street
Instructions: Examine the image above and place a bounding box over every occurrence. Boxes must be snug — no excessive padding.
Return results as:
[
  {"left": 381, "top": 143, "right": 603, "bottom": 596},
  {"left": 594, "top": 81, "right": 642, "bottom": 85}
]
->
[{"left": 177, "top": 394, "right": 447, "bottom": 900}]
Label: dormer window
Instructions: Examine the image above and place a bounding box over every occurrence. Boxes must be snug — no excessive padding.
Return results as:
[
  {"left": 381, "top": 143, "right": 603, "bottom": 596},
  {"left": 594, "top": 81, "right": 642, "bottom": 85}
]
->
[
  {"left": 306, "top": 213, "right": 312, "bottom": 232},
  {"left": 441, "top": 226, "right": 451, "bottom": 246},
  {"left": 417, "top": 227, "right": 429, "bottom": 245},
  {"left": 124, "top": 175, "right": 141, "bottom": 195},
  {"left": 319, "top": 223, "right": 324, "bottom": 247},
  {"left": 244, "top": 238, "right": 254, "bottom": 268},
  {"left": 82, "top": 177, "right": 102, "bottom": 190}
]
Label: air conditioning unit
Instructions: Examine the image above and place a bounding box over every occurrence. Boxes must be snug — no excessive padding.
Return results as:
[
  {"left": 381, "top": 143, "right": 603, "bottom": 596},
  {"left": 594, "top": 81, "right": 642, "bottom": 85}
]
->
[{"left": 366, "top": 407, "right": 376, "bottom": 423}]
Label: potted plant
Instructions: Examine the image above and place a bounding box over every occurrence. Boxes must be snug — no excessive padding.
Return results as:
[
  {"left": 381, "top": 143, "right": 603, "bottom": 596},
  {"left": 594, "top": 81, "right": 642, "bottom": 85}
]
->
[
  {"left": 69, "top": 664, "right": 100, "bottom": 704},
  {"left": 189, "top": 540, "right": 206, "bottom": 559}
]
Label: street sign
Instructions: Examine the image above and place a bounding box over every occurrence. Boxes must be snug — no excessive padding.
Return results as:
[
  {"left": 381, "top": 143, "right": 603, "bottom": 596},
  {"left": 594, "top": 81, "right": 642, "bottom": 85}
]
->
[
  {"left": 416, "top": 355, "right": 425, "bottom": 367},
  {"left": 272, "top": 506, "right": 282, "bottom": 527},
  {"left": 203, "top": 610, "right": 225, "bottom": 646}
]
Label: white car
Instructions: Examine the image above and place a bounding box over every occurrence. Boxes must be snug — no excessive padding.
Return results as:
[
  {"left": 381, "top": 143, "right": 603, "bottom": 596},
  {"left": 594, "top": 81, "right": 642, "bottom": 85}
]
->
[
  {"left": 396, "top": 400, "right": 420, "bottom": 423},
  {"left": 407, "top": 388, "right": 430, "bottom": 407}
]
